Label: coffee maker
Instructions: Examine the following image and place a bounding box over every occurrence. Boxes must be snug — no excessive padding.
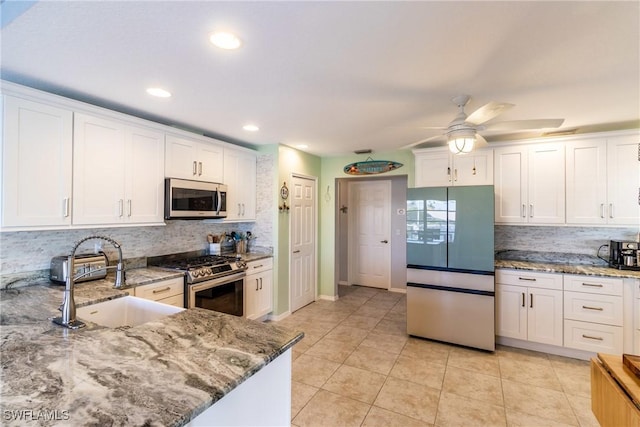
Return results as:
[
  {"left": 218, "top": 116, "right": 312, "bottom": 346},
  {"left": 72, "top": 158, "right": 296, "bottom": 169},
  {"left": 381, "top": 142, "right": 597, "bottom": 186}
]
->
[{"left": 608, "top": 240, "right": 640, "bottom": 271}]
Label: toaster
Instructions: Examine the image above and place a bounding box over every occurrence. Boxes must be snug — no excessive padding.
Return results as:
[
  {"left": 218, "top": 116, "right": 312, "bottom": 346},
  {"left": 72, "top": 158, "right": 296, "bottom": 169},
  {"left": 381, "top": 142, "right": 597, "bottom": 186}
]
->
[{"left": 50, "top": 253, "right": 108, "bottom": 285}]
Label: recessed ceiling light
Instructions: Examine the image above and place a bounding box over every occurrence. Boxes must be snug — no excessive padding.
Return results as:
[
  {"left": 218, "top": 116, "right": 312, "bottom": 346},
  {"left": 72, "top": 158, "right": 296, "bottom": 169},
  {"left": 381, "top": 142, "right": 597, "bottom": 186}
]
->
[
  {"left": 210, "top": 32, "right": 242, "bottom": 50},
  {"left": 146, "top": 87, "right": 171, "bottom": 98},
  {"left": 243, "top": 124, "right": 259, "bottom": 132}
]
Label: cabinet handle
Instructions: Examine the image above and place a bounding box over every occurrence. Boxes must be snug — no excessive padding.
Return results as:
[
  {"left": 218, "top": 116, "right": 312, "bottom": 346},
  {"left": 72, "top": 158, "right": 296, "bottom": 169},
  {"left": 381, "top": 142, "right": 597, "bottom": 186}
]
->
[
  {"left": 253, "top": 264, "right": 263, "bottom": 269},
  {"left": 582, "top": 305, "right": 604, "bottom": 311},
  {"left": 582, "top": 334, "right": 604, "bottom": 341},
  {"left": 118, "top": 199, "right": 124, "bottom": 217},
  {"left": 152, "top": 287, "right": 171, "bottom": 294},
  {"left": 242, "top": 203, "right": 245, "bottom": 216},
  {"left": 127, "top": 199, "right": 132, "bottom": 217},
  {"left": 518, "top": 277, "right": 537, "bottom": 282},
  {"left": 529, "top": 204, "right": 533, "bottom": 218},
  {"left": 530, "top": 293, "right": 533, "bottom": 308},
  {"left": 521, "top": 292, "right": 525, "bottom": 307},
  {"left": 609, "top": 203, "right": 614, "bottom": 218},
  {"left": 255, "top": 279, "right": 259, "bottom": 291},
  {"left": 259, "top": 277, "right": 263, "bottom": 290},
  {"left": 198, "top": 161, "right": 203, "bottom": 176},
  {"left": 238, "top": 203, "right": 242, "bottom": 216},
  {"left": 63, "top": 198, "right": 70, "bottom": 217},
  {"left": 193, "top": 161, "right": 197, "bottom": 175},
  {"left": 522, "top": 204, "right": 526, "bottom": 218},
  {"left": 293, "top": 250, "right": 300, "bottom": 254},
  {"left": 454, "top": 169, "right": 458, "bottom": 182},
  {"left": 582, "top": 283, "right": 603, "bottom": 288},
  {"left": 600, "top": 203, "right": 605, "bottom": 219}
]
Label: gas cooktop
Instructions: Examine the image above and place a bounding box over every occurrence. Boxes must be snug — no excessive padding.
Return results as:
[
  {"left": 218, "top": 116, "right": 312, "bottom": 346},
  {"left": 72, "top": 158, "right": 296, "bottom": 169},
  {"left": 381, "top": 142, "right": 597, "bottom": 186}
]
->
[{"left": 149, "top": 252, "right": 247, "bottom": 284}]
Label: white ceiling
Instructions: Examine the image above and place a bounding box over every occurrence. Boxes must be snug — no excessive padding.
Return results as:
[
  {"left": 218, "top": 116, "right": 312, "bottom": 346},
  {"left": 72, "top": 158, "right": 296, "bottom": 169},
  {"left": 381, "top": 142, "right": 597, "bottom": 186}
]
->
[{"left": 1, "top": 1, "right": 638, "bottom": 156}]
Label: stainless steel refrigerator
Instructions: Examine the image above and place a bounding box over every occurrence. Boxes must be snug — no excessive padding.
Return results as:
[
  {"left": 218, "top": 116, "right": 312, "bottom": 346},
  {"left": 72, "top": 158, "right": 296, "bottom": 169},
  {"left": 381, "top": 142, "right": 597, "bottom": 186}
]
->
[{"left": 406, "top": 185, "right": 495, "bottom": 351}]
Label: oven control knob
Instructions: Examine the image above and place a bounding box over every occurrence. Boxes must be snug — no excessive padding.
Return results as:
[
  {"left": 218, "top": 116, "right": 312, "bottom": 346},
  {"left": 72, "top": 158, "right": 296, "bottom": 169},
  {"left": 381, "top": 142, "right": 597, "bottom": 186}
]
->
[
  {"left": 204, "top": 268, "right": 212, "bottom": 276},
  {"left": 236, "top": 260, "right": 247, "bottom": 269}
]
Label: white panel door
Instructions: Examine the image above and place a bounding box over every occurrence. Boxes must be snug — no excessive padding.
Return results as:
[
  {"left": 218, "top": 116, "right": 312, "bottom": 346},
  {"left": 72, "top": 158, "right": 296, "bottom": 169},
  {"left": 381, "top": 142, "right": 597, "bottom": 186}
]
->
[
  {"left": 528, "top": 143, "right": 565, "bottom": 224},
  {"left": 607, "top": 135, "right": 640, "bottom": 225},
  {"left": 348, "top": 180, "right": 391, "bottom": 289},
  {"left": 290, "top": 176, "right": 316, "bottom": 312},
  {"left": 453, "top": 150, "right": 494, "bottom": 186},
  {"left": 527, "top": 287, "right": 564, "bottom": 346},
  {"left": 2, "top": 96, "right": 73, "bottom": 227},
  {"left": 197, "top": 142, "right": 224, "bottom": 183},
  {"left": 496, "top": 284, "right": 527, "bottom": 340},
  {"left": 414, "top": 150, "right": 450, "bottom": 187},
  {"left": 165, "top": 134, "right": 198, "bottom": 179},
  {"left": 494, "top": 147, "right": 527, "bottom": 223}
]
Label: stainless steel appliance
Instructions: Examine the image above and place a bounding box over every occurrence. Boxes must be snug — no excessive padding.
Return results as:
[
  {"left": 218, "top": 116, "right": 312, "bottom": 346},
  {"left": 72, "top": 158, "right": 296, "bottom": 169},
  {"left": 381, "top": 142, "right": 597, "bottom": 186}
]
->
[
  {"left": 608, "top": 240, "right": 640, "bottom": 271},
  {"left": 50, "top": 253, "right": 108, "bottom": 284},
  {"left": 165, "top": 178, "right": 227, "bottom": 220},
  {"left": 406, "top": 185, "right": 495, "bottom": 351},
  {"left": 151, "top": 252, "right": 247, "bottom": 316}
]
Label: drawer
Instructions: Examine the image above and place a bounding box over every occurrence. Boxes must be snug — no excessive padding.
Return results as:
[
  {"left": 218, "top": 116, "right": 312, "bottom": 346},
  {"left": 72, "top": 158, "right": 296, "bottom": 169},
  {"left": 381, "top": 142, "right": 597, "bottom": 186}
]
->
[
  {"left": 564, "top": 291, "right": 623, "bottom": 326},
  {"left": 564, "top": 319, "right": 623, "bottom": 354},
  {"left": 157, "top": 293, "right": 184, "bottom": 308},
  {"left": 135, "top": 277, "right": 184, "bottom": 301},
  {"left": 496, "top": 269, "right": 563, "bottom": 291},
  {"left": 564, "top": 274, "right": 623, "bottom": 296},
  {"left": 246, "top": 258, "right": 273, "bottom": 275}
]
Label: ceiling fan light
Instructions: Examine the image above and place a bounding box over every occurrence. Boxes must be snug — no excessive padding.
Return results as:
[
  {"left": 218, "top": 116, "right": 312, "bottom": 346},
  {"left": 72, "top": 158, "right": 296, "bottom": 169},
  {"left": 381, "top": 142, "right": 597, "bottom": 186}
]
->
[{"left": 448, "top": 137, "right": 475, "bottom": 154}]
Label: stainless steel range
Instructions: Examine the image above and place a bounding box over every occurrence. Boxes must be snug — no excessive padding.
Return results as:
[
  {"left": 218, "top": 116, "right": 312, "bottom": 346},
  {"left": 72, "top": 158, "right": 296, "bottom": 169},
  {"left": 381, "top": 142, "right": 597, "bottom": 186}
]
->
[{"left": 150, "top": 252, "right": 247, "bottom": 317}]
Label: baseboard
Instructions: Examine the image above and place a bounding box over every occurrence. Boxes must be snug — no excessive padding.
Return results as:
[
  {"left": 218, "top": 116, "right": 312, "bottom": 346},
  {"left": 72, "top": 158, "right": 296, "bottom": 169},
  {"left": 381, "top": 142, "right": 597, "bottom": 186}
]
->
[
  {"left": 318, "top": 294, "right": 338, "bottom": 302},
  {"left": 268, "top": 311, "right": 291, "bottom": 322},
  {"left": 389, "top": 287, "right": 406, "bottom": 294},
  {"left": 496, "top": 336, "right": 595, "bottom": 361},
  {"left": 338, "top": 281, "right": 349, "bottom": 286}
]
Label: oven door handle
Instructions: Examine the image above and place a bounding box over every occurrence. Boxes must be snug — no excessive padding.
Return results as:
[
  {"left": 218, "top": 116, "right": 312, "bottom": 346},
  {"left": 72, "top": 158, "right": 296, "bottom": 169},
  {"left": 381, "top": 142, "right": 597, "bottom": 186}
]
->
[{"left": 189, "top": 272, "right": 247, "bottom": 293}]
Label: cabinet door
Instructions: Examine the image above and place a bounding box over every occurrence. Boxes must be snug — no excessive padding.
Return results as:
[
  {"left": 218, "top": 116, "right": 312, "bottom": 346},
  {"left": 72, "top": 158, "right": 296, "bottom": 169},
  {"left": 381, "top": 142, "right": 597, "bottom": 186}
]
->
[
  {"left": 527, "top": 143, "right": 565, "bottom": 224},
  {"left": 565, "top": 139, "right": 607, "bottom": 224},
  {"left": 2, "top": 96, "right": 73, "bottom": 227},
  {"left": 197, "top": 142, "right": 224, "bottom": 183},
  {"left": 453, "top": 150, "right": 494, "bottom": 186},
  {"left": 165, "top": 134, "right": 198, "bottom": 179},
  {"left": 496, "top": 284, "right": 528, "bottom": 340},
  {"left": 256, "top": 271, "right": 273, "bottom": 318},
  {"left": 494, "top": 146, "right": 527, "bottom": 223},
  {"left": 125, "top": 126, "right": 164, "bottom": 223},
  {"left": 245, "top": 273, "right": 260, "bottom": 319},
  {"left": 527, "top": 287, "right": 563, "bottom": 346},
  {"left": 237, "top": 151, "right": 257, "bottom": 220},
  {"left": 607, "top": 135, "right": 640, "bottom": 225},
  {"left": 414, "top": 150, "right": 451, "bottom": 187},
  {"left": 223, "top": 148, "right": 241, "bottom": 220},
  {"left": 73, "top": 113, "right": 126, "bottom": 225}
]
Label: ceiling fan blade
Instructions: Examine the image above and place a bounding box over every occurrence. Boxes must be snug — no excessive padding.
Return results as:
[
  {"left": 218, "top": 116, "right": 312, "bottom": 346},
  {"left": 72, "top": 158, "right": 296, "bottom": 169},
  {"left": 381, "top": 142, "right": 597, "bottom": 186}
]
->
[
  {"left": 481, "top": 118, "right": 565, "bottom": 131},
  {"left": 466, "top": 101, "right": 514, "bottom": 125},
  {"left": 416, "top": 126, "right": 447, "bottom": 130},
  {"left": 401, "top": 134, "right": 443, "bottom": 149},
  {"left": 474, "top": 133, "right": 489, "bottom": 149}
]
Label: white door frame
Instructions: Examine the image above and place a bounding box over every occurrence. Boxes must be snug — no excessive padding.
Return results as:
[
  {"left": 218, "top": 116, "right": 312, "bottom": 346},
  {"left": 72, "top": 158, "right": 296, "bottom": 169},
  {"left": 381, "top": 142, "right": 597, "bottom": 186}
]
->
[{"left": 288, "top": 173, "right": 319, "bottom": 312}]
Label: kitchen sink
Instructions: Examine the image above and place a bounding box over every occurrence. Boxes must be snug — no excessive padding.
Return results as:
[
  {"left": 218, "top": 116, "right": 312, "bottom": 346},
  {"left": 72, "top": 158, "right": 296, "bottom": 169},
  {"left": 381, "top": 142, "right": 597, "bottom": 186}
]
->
[{"left": 76, "top": 296, "right": 184, "bottom": 329}]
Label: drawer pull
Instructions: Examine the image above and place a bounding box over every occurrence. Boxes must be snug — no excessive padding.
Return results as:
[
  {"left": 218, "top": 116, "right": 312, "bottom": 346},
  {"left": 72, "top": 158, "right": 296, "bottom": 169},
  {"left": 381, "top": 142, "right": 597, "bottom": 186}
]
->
[
  {"left": 152, "top": 287, "right": 172, "bottom": 294},
  {"left": 582, "top": 305, "right": 604, "bottom": 311},
  {"left": 518, "top": 277, "right": 537, "bottom": 282},
  {"left": 521, "top": 292, "right": 525, "bottom": 307},
  {"left": 530, "top": 293, "right": 533, "bottom": 308},
  {"left": 582, "top": 283, "right": 603, "bottom": 288},
  {"left": 253, "top": 264, "right": 263, "bottom": 269},
  {"left": 582, "top": 334, "right": 604, "bottom": 341}
]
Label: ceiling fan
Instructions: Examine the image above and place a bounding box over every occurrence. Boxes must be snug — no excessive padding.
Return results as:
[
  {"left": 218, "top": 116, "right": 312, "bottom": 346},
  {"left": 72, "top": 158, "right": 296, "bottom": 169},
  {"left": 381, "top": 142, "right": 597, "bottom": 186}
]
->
[{"left": 405, "top": 95, "right": 564, "bottom": 154}]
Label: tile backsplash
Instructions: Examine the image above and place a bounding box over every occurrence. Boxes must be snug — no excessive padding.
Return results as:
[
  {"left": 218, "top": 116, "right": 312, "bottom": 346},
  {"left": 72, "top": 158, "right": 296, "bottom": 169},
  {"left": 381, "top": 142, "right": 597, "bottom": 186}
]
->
[{"left": 495, "top": 225, "right": 640, "bottom": 255}]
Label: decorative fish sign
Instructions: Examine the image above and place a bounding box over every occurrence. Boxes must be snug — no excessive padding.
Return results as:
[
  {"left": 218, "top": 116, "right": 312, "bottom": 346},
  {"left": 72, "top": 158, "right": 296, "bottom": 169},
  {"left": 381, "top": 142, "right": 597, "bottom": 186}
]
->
[{"left": 343, "top": 158, "right": 403, "bottom": 175}]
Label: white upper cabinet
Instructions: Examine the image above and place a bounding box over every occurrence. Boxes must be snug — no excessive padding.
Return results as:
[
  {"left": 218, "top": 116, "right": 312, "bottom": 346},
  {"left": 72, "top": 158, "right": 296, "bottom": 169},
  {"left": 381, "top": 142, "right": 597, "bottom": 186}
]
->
[
  {"left": 494, "top": 142, "right": 565, "bottom": 224},
  {"left": 223, "top": 146, "right": 257, "bottom": 221},
  {"left": 2, "top": 95, "right": 73, "bottom": 228},
  {"left": 73, "top": 113, "right": 164, "bottom": 225},
  {"left": 413, "top": 148, "right": 493, "bottom": 187},
  {"left": 566, "top": 132, "right": 639, "bottom": 226},
  {"left": 165, "top": 134, "right": 224, "bottom": 183},
  {"left": 606, "top": 134, "right": 640, "bottom": 225}
]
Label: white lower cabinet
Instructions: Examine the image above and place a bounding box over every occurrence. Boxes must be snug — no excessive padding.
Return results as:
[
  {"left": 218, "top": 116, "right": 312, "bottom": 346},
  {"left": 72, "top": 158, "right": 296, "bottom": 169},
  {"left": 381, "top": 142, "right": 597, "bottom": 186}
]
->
[
  {"left": 245, "top": 258, "right": 273, "bottom": 320},
  {"left": 563, "top": 274, "right": 623, "bottom": 354},
  {"left": 134, "top": 277, "right": 185, "bottom": 308},
  {"left": 496, "top": 270, "right": 563, "bottom": 346}
]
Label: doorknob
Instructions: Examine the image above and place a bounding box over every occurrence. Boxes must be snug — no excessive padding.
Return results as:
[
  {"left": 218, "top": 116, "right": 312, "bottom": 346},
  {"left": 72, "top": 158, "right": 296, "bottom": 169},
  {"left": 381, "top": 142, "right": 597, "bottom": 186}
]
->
[{"left": 380, "top": 240, "right": 388, "bottom": 244}]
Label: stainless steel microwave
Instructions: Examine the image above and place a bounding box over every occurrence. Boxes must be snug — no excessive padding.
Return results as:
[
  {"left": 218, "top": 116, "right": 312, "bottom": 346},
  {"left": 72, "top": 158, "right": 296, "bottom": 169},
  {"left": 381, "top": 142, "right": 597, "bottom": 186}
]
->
[{"left": 165, "top": 178, "right": 227, "bottom": 219}]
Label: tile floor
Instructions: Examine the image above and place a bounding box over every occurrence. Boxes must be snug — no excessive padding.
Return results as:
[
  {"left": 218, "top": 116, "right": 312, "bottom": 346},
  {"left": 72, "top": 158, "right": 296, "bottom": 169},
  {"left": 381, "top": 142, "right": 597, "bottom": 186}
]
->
[{"left": 275, "top": 285, "right": 599, "bottom": 427}]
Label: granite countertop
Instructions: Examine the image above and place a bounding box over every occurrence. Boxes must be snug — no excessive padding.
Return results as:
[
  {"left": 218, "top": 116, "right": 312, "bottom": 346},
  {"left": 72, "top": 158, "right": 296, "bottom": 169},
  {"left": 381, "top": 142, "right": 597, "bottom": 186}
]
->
[
  {"left": 0, "top": 276, "right": 302, "bottom": 426},
  {"left": 495, "top": 250, "right": 640, "bottom": 279}
]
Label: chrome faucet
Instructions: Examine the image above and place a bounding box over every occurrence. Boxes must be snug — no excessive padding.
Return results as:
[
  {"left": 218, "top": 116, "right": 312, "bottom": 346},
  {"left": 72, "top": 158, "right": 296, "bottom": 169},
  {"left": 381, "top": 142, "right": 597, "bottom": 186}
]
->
[{"left": 51, "top": 235, "right": 126, "bottom": 329}]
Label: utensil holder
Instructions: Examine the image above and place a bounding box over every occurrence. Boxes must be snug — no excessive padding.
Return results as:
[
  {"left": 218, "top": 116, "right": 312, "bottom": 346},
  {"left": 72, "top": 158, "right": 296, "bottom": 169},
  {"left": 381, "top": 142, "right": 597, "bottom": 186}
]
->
[
  {"left": 236, "top": 240, "right": 247, "bottom": 254},
  {"left": 209, "top": 243, "right": 221, "bottom": 255}
]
